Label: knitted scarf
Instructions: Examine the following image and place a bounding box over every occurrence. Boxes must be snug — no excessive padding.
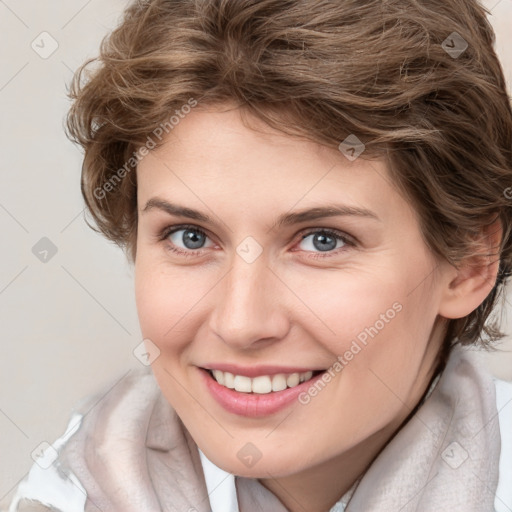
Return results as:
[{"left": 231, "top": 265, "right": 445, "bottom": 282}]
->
[{"left": 7, "top": 346, "right": 500, "bottom": 512}]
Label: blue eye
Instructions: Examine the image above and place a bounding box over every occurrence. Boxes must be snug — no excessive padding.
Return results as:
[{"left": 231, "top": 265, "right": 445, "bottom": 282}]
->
[
  {"left": 298, "top": 230, "right": 350, "bottom": 254},
  {"left": 163, "top": 225, "right": 215, "bottom": 254},
  {"left": 159, "top": 224, "right": 354, "bottom": 259}
]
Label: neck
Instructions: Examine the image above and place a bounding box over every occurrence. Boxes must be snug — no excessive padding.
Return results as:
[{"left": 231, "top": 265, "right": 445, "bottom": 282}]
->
[
  {"left": 257, "top": 416, "right": 404, "bottom": 512},
  {"left": 257, "top": 321, "right": 447, "bottom": 512}
]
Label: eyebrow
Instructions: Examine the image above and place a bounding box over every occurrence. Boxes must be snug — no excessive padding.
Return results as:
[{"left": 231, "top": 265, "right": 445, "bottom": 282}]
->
[
  {"left": 143, "top": 198, "right": 211, "bottom": 222},
  {"left": 142, "top": 197, "right": 380, "bottom": 227}
]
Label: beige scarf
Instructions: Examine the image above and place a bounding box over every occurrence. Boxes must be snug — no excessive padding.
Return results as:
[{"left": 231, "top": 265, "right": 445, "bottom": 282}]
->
[{"left": 8, "top": 346, "right": 500, "bottom": 512}]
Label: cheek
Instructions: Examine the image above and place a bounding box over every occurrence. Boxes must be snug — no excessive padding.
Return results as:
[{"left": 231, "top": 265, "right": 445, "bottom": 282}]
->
[
  {"left": 287, "top": 267, "right": 409, "bottom": 354},
  {"left": 134, "top": 258, "right": 207, "bottom": 348},
  {"left": 325, "top": 284, "right": 438, "bottom": 429},
  {"left": 289, "top": 264, "right": 438, "bottom": 395}
]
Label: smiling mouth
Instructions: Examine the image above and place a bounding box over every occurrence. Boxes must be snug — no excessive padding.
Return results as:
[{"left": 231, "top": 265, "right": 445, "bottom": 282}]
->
[{"left": 204, "top": 368, "right": 325, "bottom": 394}]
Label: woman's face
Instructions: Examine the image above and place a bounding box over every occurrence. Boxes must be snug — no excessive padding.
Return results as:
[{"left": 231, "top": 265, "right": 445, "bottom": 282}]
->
[{"left": 134, "top": 103, "right": 452, "bottom": 478}]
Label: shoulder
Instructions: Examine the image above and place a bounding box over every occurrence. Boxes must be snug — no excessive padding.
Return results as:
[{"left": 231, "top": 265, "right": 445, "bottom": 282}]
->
[
  {"left": 494, "top": 377, "right": 512, "bottom": 512},
  {"left": 1, "top": 367, "right": 160, "bottom": 512}
]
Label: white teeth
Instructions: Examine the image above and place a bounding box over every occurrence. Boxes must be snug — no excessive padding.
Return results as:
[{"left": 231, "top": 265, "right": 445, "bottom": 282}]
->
[
  {"left": 233, "top": 375, "right": 252, "bottom": 393},
  {"left": 300, "top": 371, "right": 313, "bottom": 382},
  {"left": 210, "top": 369, "right": 318, "bottom": 393},
  {"left": 224, "top": 372, "right": 235, "bottom": 389},
  {"left": 252, "top": 376, "right": 272, "bottom": 394},
  {"left": 286, "top": 373, "right": 300, "bottom": 387},
  {"left": 271, "top": 373, "right": 287, "bottom": 392},
  {"left": 212, "top": 370, "right": 224, "bottom": 386}
]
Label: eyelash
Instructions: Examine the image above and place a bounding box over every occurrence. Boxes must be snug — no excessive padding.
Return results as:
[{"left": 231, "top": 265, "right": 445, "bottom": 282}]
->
[{"left": 157, "top": 224, "right": 356, "bottom": 259}]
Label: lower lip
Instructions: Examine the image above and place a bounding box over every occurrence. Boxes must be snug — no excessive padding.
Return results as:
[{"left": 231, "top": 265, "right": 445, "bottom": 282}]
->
[{"left": 200, "top": 368, "right": 326, "bottom": 418}]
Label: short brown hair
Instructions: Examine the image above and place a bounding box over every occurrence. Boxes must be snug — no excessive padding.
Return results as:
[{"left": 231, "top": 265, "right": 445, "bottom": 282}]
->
[{"left": 66, "top": 0, "right": 512, "bottom": 350}]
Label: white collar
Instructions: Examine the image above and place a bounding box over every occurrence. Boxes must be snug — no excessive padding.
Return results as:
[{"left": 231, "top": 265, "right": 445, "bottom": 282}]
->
[{"left": 199, "top": 448, "right": 239, "bottom": 512}]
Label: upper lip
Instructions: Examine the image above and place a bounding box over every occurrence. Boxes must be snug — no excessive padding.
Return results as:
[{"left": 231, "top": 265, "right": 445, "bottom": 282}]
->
[{"left": 200, "top": 364, "right": 326, "bottom": 378}]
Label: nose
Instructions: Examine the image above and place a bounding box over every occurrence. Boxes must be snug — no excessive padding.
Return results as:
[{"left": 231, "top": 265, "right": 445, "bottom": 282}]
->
[{"left": 208, "top": 253, "right": 290, "bottom": 350}]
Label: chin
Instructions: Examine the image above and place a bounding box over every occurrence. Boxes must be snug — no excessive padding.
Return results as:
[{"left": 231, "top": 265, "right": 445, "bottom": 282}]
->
[{"left": 201, "top": 441, "right": 308, "bottom": 478}]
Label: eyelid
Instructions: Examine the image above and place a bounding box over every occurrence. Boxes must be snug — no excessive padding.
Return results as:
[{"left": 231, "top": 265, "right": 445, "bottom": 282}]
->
[
  {"left": 158, "top": 223, "right": 210, "bottom": 242},
  {"left": 298, "top": 227, "right": 356, "bottom": 246},
  {"left": 158, "top": 223, "right": 215, "bottom": 257},
  {"left": 291, "top": 228, "right": 356, "bottom": 259},
  {"left": 158, "top": 223, "right": 356, "bottom": 258}
]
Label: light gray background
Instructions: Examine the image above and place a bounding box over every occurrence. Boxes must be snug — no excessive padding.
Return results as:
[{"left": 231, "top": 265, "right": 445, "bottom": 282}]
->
[{"left": 1, "top": 0, "right": 511, "bottom": 501}]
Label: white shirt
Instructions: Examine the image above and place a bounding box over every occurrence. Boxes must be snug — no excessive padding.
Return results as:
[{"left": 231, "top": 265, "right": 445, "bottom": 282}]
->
[
  {"left": 7, "top": 378, "right": 512, "bottom": 512},
  {"left": 199, "top": 378, "right": 512, "bottom": 512}
]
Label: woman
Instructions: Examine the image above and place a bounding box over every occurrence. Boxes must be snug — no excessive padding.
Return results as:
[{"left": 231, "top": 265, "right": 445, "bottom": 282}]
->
[{"left": 4, "top": 0, "right": 512, "bottom": 510}]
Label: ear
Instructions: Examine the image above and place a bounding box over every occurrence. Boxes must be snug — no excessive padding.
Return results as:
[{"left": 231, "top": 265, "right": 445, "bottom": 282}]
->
[{"left": 438, "top": 217, "right": 503, "bottom": 320}]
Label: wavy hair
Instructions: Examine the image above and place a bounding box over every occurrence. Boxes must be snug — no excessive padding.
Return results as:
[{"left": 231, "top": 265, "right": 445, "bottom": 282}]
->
[{"left": 66, "top": 0, "right": 512, "bottom": 351}]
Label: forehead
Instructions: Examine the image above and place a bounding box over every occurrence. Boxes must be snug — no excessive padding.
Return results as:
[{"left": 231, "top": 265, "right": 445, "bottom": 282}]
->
[{"left": 136, "top": 106, "right": 414, "bottom": 227}]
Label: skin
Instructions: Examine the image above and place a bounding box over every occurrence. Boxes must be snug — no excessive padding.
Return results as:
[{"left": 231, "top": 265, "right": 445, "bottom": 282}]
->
[{"left": 134, "top": 102, "right": 500, "bottom": 512}]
